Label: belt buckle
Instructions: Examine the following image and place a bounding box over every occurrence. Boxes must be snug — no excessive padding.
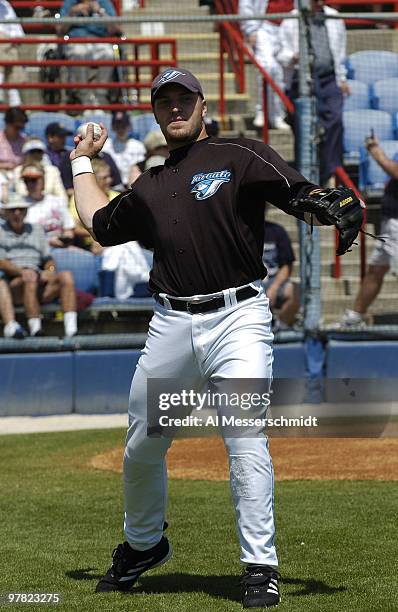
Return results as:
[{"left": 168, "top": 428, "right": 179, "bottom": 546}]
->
[{"left": 186, "top": 296, "right": 201, "bottom": 313}]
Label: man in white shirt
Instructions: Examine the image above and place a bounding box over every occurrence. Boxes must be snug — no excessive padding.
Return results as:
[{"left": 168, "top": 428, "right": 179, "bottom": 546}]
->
[
  {"left": 277, "top": 0, "right": 351, "bottom": 184},
  {"left": 0, "top": 0, "right": 25, "bottom": 106},
  {"left": 239, "top": 0, "right": 289, "bottom": 130},
  {"left": 21, "top": 163, "right": 76, "bottom": 248},
  {"left": 102, "top": 111, "right": 146, "bottom": 187}
]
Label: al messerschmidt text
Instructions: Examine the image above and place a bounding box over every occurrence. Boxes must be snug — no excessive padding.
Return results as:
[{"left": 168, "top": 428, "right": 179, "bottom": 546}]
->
[{"left": 158, "top": 415, "right": 318, "bottom": 427}]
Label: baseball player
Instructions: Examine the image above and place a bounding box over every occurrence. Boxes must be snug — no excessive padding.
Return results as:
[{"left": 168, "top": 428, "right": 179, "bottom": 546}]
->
[{"left": 71, "top": 68, "right": 363, "bottom": 608}]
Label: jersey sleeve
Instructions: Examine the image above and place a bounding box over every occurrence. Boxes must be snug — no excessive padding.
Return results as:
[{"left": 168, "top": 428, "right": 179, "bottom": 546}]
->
[
  {"left": 240, "top": 140, "right": 317, "bottom": 220},
  {"left": 92, "top": 189, "right": 152, "bottom": 247}
]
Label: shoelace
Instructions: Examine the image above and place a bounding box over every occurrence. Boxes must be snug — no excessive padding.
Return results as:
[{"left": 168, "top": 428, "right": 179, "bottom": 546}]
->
[
  {"left": 111, "top": 543, "right": 130, "bottom": 576},
  {"left": 241, "top": 565, "right": 280, "bottom": 588}
]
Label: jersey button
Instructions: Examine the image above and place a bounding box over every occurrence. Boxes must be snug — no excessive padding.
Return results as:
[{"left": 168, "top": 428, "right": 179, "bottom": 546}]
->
[
  {"left": 171, "top": 192, "right": 177, "bottom": 198},
  {"left": 178, "top": 248, "right": 185, "bottom": 254},
  {"left": 172, "top": 168, "right": 178, "bottom": 173}
]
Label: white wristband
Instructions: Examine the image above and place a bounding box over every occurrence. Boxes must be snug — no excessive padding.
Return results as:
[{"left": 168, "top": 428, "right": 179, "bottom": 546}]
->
[{"left": 71, "top": 156, "right": 94, "bottom": 178}]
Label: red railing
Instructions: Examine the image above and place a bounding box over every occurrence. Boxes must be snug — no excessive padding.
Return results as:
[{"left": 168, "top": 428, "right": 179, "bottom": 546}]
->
[
  {"left": 335, "top": 165, "right": 367, "bottom": 279},
  {"left": 0, "top": 36, "right": 177, "bottom": 111},
  {"left": 10, "top": 0, "right": 122, "bottom": 14},
  {"left": 216, "top": 0, "right": 293, "bottom": 141}
]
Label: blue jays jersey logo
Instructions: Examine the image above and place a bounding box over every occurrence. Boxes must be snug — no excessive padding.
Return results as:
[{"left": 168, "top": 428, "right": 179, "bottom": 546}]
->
[{"left": 190, "top": 170, "right": 232, "bottom": 201}]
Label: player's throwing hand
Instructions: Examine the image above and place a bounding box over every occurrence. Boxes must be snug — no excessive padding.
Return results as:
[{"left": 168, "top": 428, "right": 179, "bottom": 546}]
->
[{"left": 70, "top": 122, "right": 108, "bottom": 161}]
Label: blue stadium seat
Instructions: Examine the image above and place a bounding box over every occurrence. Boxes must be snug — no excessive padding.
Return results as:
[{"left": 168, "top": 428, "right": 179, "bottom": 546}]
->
[
  {"left": 347, "top": 50, "right": 398, "bottom": 84},
  {"left": 0, "top": 114, "right": 4, "bottom": 131},
  {"left": 25, "top": 112, "right": 76, "bottom": 147},
  {"left": 51, "top": 248, "right": 99, "bottom": 294},
  {"left": 343, "top": 80, "right": 370, "bottom": 112},
  {"left": 359, "top": 139, "right": 398, "bottom": 196},
  {"left": 343, "top": 109, "right": 393, "bottom": 162},
  {"left": 371, "top": 78, "right": 398, "bottom": 114},
  {"left": 130, "top": 113, "right": 159, "bottom": 141}
]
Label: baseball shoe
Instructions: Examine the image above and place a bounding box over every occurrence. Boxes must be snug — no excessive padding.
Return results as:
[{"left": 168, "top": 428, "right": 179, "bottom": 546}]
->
[
  {"left": 241, "top": 565, "right": 280, "bottom": 608},
  {"left": 95, "top": 536, "right": 172, "bottom": 592}
]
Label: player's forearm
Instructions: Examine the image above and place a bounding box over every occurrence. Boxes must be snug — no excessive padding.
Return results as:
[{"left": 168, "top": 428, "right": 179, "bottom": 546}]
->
[{"left": 73, "top": 173, "right": 109, "bottom": 237}]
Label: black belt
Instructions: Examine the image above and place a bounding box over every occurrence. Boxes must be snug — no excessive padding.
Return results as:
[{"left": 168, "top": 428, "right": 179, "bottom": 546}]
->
[{"left": 155, "top": 285, "right": 258, "bottom": 314}]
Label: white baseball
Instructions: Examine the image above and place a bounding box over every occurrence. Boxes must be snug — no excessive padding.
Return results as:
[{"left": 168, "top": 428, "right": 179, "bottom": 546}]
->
[{"left": 77, "top": 122, "right": 102, "bottom": 141}]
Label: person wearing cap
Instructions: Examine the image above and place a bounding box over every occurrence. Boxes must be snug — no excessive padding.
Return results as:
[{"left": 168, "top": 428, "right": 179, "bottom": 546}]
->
[
  {"left": 138, "top": 130, "right": 168, "bottom": 172},
  {"left": 69, "top": 67, "right": 363, "bottom": 608},
  {"left": 0, "top": 107, "right": 27, "bottom": 174},
  {"left": 20, "top": 162, "right": 75, "bottom": 249},
  {"left": 45, "top": 122, "right": 73, "bottom": 171},
  {"left": 0, "top": 196, "right": 78, "bottom": 337},
  {"left": 102, "top": 111, "right": 146, "bottom": 187},
  {"left": 50, "top": 119, "right": 123, "bottom": 195},
  {"left": 13, "top": 136, "right": 68, "bottom": 206}
]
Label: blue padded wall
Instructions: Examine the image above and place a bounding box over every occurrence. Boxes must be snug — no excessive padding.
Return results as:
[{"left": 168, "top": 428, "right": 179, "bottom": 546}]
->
[
  {"left": 326, "top": 340, "right": 398, "bottom": 403},
  {"left": 74, "top": 349, "right": 141, "bottom": 413},
  {"left": 0, "top": 353, "right": 73, "bottom": 417}
]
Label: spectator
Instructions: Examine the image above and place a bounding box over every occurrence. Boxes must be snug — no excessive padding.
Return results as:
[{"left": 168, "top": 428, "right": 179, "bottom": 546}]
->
[
  {"left": 58, "top": 0, "right": 121, "bottom": 105},
  {"left": 20, "top": 162, "right": 75, "bottom": 248},
  {"left": 262, "top": 216, "right": 300, "bottom": 328},
  {"left": 45, "top": 121, "right": 73, "bottom": 171},
  {"left": 102, "top": 111, "right": 146, "bottom": 187},
  {"left": 0, "top": 107, "right": 27, "bottom": 174},
  {"left": 13, "top": 137, "right": 68, "bottom": 205},
  {"left": 69, "top": 157, "right": 120, "bottom": 253},
  {"left": 138, "top": 130, "right": 168, "bottom": 172},
  {"left": 277, "top": 0, "right": 350, "bottom": 185},
  {"left": 0, "top": 0, "right": 25, "bottom": 106},
  {"left": 0, "top": 276, "right": 27, "bottom": 338},
  {"left": 51, "top": 118, "right": 123, "bottom": 194},
  {"left": 0, "top": 197, "right": 78, "bottom": 336},
  {"left": 239, "top": 0, "right": 289, "bottom": 130},
  {"left": 339, "top": 136, "right": 398, "bottom": 327}
]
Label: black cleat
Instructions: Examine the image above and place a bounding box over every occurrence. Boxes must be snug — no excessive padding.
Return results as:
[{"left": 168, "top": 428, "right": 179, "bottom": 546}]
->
[
  {"left": 95, "top": 536, "right": 172, "bottom": 592},
  {"left": 242, "top": 564, "right": 280, "bottom": 608}
]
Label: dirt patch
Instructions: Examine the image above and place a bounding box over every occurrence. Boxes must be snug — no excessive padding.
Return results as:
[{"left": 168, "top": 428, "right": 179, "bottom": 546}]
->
[{"left": 90, "top": 437, "right": 398, "bottom": 481}]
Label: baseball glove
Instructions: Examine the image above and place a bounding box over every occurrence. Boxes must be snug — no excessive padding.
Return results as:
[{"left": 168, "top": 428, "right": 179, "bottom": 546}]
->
[{"left": 290, "top": 187, "right": 365, "bottom": 256}]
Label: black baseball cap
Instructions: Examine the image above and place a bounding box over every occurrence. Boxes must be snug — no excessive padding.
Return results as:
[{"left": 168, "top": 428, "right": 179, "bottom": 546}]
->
[
  {"left": 45, "top": 122, "right": 72, "bottom": 137},
  {"left": 151, "top": 68, "right": 204, "bottom": 106},
  {"left": 112, "top": 111, "right": 130, "bottom": 126}
]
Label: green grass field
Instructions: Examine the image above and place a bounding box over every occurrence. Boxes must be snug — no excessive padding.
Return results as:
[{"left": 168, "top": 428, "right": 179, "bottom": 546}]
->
[{"left": 0, "top": 428, "right": 397, "bottom": 612}]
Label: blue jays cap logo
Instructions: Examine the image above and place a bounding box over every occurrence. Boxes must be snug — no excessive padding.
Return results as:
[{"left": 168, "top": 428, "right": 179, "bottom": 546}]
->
[
  {"left": 157, "top": 70, "right": 187, "bottom": 85},
  {"left": 191, "top": 170, "right": 231, "bottom": 201}
]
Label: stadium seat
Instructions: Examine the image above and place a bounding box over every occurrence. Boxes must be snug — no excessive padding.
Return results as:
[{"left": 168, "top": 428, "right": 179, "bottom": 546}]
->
[
  {"left": 25, "top": 112, "right": 76, "bottom": 147},
  {"left": 51, "top": 248, "right": 99, "bottom": 294},
  {"left": 347, "top": 50, "right": 398, "bottom": 84},
  {"left": 0, "top": 114, "right": 4, "bottom": 131},
  {"left": 359, "top": 139, "right": 398, "bottom": 196},
  {"left": 371, "top": 78, "right": 398, "bottom": 114},
  {"left": 343, "top": 109, "right": 394, "bottom": 162},
  {"left": 343, "top": 80, "right": 370, "bottom": 112},
  {"left": 130, "top": 113, "right": 160, "bottom": 141}
]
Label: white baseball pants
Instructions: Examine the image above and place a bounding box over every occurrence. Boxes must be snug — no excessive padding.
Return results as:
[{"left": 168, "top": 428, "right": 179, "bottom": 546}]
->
[{"left": 123, "top": 282, "right": 278, "bottom": 567}]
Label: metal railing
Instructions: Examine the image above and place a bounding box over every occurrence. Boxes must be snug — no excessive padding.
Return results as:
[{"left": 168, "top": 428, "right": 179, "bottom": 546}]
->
[{"left": 0, "top": 35, "right": 177, "bottom": 111}]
